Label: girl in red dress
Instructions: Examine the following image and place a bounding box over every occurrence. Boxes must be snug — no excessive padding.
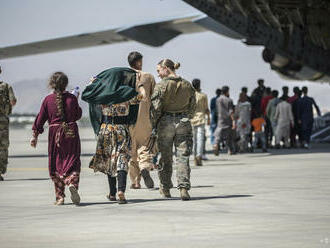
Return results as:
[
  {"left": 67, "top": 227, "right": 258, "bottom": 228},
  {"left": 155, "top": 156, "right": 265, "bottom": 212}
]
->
[{"left": 30, "top": 72, "right": 82, "bottom": 205}]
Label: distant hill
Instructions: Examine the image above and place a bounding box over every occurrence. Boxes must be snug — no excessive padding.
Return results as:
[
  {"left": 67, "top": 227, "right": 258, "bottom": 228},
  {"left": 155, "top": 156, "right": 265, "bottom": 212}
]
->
[{"left": 11, "top": 78, "right": 89, "bottom": 116}]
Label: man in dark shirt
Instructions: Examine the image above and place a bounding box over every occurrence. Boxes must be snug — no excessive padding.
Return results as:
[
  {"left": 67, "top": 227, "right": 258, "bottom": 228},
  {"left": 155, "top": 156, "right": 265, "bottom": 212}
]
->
[
  {"left": 210, "top": 88, "right": 221, "bottom": 145},
  {"left": 297, "top": 86, "right": 321, "bottom": 148},
  {"left": 288, "top": 87, "right": 301, "bottom": 147},
  {"left": 280, "top": 86, "right": 289, "bottom": 101},
  {"left": 251, "top": 79, "right": 266, "bottom": 119}
]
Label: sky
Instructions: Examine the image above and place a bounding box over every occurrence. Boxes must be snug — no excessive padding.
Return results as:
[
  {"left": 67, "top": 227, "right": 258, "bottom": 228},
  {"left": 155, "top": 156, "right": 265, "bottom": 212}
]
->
[{"left": 0, "top": 0, "right": 329, "bottom": 113}]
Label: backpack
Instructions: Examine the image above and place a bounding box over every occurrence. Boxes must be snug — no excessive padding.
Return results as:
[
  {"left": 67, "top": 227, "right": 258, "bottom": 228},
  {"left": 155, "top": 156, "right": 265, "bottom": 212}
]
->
[{"left": 0, "top": 81, "right": 12, "bottom": 115}]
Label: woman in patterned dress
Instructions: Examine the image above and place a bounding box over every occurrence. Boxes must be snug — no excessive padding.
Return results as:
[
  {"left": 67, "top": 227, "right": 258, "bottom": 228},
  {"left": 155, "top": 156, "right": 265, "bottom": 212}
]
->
[{"left": 89, "top": 94, "right": 143, "bottom": 204}]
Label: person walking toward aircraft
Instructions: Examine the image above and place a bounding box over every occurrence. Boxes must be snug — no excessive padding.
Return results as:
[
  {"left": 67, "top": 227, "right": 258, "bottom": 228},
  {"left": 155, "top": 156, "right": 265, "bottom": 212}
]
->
[
  {"left": 251, "top": 112, "right": 267, "bottom": 152},
  {"left": 210, "top": 88, "right": 221, "bottom": 145},
  {"left": 235, "top": 93, "right": 251, "bottom": 153},
  {"left": 288, "top": 87, "right": 302, "bottom": 147},
  {"left": 151, "top": 59, "right": 196, "bottom": 200},
  {"left": 127, "top": 51, "right": 156, "bottom": 189},
  {"left": 261, "top": 87, "right": 273, "bottom": 147},
  {"left": 251, "top": 79, "right": 266, "bottom": 118},
  {"left": 30, "top": 72, "right": 82, "bottom": 206},
  {"left": 0, "top": 66, "right": 17, "bottom": 181},
  {"left": 297, "top": 86, "right": 321, "bottom": 148},
  {"left": 266, "top": 90, "right": 281, "bottom": 144},
  {"left": 213, "top": 86, "right": 236, "bottom": 155},
  {"left": 274, "top": 99, "right": 294, "bottom": 148},
  {"left": 191, "top": 79, "right": 210, "bottom": 166},
  {"left": 241, "top": 87, "right": 251, "bottom": 102},
  {"left": 83, "top": 67, "right": 144, "bottom": 204},
  {"left": 280, "top": 86, "right": 289, "bottom": 101}
]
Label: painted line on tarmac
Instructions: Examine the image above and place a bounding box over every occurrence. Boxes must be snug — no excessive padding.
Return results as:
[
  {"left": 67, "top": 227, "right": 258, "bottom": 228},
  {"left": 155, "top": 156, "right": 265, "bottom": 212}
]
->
[
  {"left": 9, "top": 153, "right": 94, "bottom": 158},
  {"left": 8, "top": 168, "right": 90, "bottom": 171},
  {"left": 8, "top": 168, "right": 48, "bottom": 171}
]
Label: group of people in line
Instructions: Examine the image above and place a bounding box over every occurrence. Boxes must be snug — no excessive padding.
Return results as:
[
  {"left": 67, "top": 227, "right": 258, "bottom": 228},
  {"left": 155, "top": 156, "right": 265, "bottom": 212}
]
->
[
  {"left": 200, "top": 79, "right": 321, "bottom": 161},
  {"left": 183, "top": 78, "right": 321, "bottom": 169},
  {"left": 0, "top": 55, "right": 322, "bottom": 206}
]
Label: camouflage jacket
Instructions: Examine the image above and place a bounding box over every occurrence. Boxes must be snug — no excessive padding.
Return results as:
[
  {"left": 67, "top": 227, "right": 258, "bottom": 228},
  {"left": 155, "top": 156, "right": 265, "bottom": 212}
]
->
[
  {"left": 150, "top": 76, "right": 196, "bottom": 128},
  {"left": 0, "top": 81, "right": 16, "bottom": 116}
]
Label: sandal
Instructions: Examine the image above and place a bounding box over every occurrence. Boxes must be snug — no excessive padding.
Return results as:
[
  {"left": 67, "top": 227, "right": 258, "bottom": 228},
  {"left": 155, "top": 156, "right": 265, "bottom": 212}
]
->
[
  {"left": 106, "top": 194, "right": 117, "bottom": 201},
  {"left": 130, "top": 183, "right": 141, "bottom": 189},
  {"left": 54, "top": 198, "right": 64, "bottom": 206},
  {"left": 117, "top": 191, "right": 127, "bottom": 204}
]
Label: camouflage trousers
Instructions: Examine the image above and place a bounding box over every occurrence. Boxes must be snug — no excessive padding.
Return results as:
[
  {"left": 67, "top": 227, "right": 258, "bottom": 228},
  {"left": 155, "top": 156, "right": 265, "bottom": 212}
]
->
[
  {"left": 0, "top": 115, "right": 9, "bottom": 174},
  {"left": 157, "top": 115, "right": 192, "bottom": 190}
]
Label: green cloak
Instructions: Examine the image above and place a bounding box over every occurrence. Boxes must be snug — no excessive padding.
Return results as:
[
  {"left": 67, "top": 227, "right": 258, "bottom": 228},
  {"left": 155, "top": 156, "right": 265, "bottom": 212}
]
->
[{"left": 82, "top": 67, "right": 139, "bottom": 135}]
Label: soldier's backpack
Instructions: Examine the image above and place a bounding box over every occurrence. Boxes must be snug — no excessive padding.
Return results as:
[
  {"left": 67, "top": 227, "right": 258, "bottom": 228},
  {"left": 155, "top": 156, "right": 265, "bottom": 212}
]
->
[{"left": 0, "top": 81, "right": 12, "bottom": 115}]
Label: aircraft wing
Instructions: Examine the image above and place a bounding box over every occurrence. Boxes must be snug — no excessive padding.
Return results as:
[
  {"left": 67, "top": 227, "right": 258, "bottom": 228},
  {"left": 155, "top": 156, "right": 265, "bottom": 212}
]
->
[
  {"left": 0, "top": 30, "right": 129, "bottom": 59},
  {"left": 0, "top": 14, "right": 232, "bottom": 59}
]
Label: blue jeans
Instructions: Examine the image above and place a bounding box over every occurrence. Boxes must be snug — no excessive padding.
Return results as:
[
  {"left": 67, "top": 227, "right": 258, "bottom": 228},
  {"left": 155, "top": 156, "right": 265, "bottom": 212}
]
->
[
  {"left": 210, "top": 123, "right": 217, "bottom": 145},
  {"left": 193, "top": 124, "right": 205, "bottom": 157},
  {"left": 253, "top": 132, "right": 266, "bottom": 149}
]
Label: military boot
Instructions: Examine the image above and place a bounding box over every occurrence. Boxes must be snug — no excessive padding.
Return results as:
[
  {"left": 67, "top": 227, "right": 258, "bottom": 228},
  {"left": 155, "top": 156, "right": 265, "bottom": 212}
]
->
[
  {"left": 141, "top": 169, "right": 154, "bottom": 188},
  {"left": 159, "top": 188, "right": 171, "bottom": 198},
  {"left": 180, "top": 188, "right": 190, "bottom": 201}
]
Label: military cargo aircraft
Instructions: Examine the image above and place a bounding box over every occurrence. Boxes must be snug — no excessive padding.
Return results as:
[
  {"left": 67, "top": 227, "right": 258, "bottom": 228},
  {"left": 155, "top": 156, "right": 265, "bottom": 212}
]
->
[
  {"left": 1, "top": 0, "right": 329, "bottom": 83},
  {"left": 182, "top": 0, "right": 330, "bottom": 83}
]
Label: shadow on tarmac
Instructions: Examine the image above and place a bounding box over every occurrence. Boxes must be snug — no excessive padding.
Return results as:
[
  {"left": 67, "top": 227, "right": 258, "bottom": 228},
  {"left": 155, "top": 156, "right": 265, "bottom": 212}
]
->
[
  {"left": 190, "top": 194, "right": 253, "bottom": 201},
  {"left": 78, "top": 201, "right": 118, "bottom": 206},
  {"left": 191, "top": 185, "right": 214, "bottom": 188},
  {"left": 76, "top": 194, "right": 253, "bottom": 206},
  {"left": 248, "top": 146, "right": 330, "bottom": 156},
  {"left": 150, "top": 185, "right": 214, "bottom": 191},
  {"left": 76, "top": 198, "right": 172, "bottom": 206}
]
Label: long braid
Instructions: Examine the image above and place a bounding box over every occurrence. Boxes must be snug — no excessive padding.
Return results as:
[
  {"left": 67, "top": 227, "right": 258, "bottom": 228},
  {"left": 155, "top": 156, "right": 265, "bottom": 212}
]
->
[
  {"left": 49, "top": 72, "right": 68, "bottom": 121},
  {"left": 48, "top": 71, "right": 76, "bottom": 145},
  {"left": 55, "top": 90, "right": 65, "bottom": 121}
]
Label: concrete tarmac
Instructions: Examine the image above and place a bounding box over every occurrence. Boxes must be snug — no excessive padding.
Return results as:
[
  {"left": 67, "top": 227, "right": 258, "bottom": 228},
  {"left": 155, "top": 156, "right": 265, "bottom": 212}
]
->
[{"left": 1, "top": 127, "right": 330, "bottom": 248}]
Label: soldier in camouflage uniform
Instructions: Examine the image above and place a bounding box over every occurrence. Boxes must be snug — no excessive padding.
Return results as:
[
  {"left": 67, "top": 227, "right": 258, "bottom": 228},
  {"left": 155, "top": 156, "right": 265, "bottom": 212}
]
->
[
  {"left": 150, "top": 59, "right": 196, "bottom": 200},
  {"left": 0, "top": 66, "right": 17, "bottom": 181}
]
